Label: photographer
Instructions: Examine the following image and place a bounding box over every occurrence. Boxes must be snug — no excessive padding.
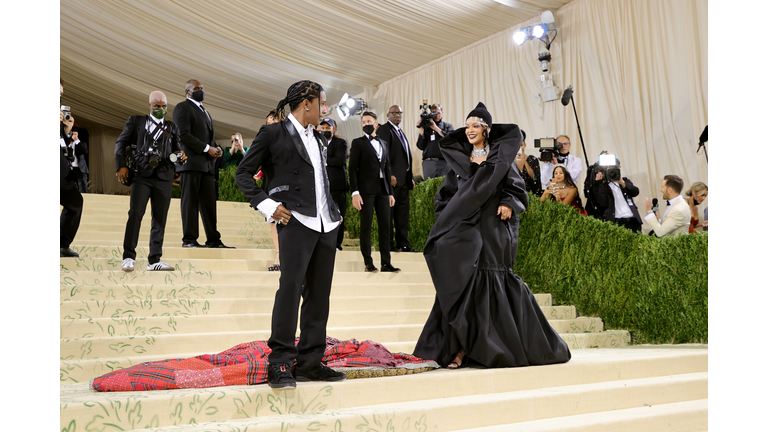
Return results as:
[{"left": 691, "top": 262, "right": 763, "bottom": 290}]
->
[
  {"left": 68, "top": 130, "right": 89, "bottom": 193},
  {"left": 539, "top": 134, "right": 583, "bottom": 186},
  {"left": 416, "top": 103, "right": 454, "bottom": 179},
  {"left": 591, "top": 157, "right": 642, "bottom": 233},
  {"left": 60, "top": 79, "right": 83, "bottom": 258},
  {"left": 115, "top": 91, "right": 186, "bottom": 271},
  {"left": 515, "top": 130, "right": 542, "bottom": 196},
  {"left": 223, "top": 133, "right": 248, "bottom": 168}
]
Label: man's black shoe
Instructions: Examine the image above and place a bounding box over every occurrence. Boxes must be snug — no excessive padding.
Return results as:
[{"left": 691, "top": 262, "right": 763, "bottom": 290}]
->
[
  {"left": 60, "top": 247, "right": 80, "bottom": 258},
  {"left": 391, "top": 247, "right": 402, "bottom": 252},
  {"left": 294, "top": 364, "right": 346, "bottom": 382},
  {"left": 267, "top": 363, "right": 296, "bottom": 389},
  {"left": 399, "top": 246, "right": 421, "bottom": 253},
  {"left": 207, "top": 242, "right": 235, "bottom": 249},
  {"left": 365, "top": 264, "right": 378, "bottom": 272},
  {"left": 182, "top": 241, "right": 204, "bottom": 248},
  {"left": 380, "top": 264, "right": 401, "bottom": 272}
]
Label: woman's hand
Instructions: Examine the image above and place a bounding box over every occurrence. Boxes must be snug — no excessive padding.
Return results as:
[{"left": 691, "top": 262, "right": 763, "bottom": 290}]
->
[{"left": 497, "top": 204, "right": 513, "bottom": 220}]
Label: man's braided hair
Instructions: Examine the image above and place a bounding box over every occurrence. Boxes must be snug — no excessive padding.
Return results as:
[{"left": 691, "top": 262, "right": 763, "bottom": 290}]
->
[{"left": 274, "top": 80, "right": 324, "bottom": 121}]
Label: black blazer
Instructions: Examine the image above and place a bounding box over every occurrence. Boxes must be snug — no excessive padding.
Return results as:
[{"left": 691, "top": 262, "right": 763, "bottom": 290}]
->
[
  {"left": 235, "top": 118, "right": 341, "bottom": 221},
  {"left": 172, "top": 99, "right": 219, "bottom": 174},
  {"left": 376, "top": 121, "right": 414, "bottom": 190},
  {"left": 325, "top": 136, "right": 349, "bottom": 191},
  {"left": 60, "top": 126, "right": 77, "bottom": 190},
  {"left": 593, "top": 177, "right": 642, "bottom": 224},
  {"left": 349, "top": 135, "right": 393, "bottom": 196},
  {"left": 115, "top": 115, "right": 182, "bottom": 182}
]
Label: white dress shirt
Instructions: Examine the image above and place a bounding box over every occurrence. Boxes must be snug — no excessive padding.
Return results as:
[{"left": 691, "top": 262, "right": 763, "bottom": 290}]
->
[
  {"left": 256, "top": 114, "right": 339, "bottom": 233},
  {"left": 352, "top": 133, "right": 384, "bottom": 198},
  {"left": 609, "top": 181, "right": 633, "bottom": 218},
  {"left": 540, "top": 154, "right": 583, "bottom": 186},
  {"left": 186, "top": 97, "right": 210, "bottom": 153}
]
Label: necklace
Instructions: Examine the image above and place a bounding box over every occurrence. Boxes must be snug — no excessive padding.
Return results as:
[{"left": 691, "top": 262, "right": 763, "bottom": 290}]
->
[{"left": 471, "top": 144, "right": 489, "bottom": 158}]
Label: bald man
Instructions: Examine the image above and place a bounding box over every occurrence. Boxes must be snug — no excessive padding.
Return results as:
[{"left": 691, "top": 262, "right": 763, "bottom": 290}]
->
[{"left": 115, "top": 91, "right": 186, "bottom": 271}]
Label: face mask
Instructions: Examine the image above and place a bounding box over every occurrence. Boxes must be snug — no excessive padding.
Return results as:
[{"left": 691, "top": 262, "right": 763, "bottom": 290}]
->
[
  {"left": 191, "top": 90, "right": 204, "bottom": 102},
  {"left": 152, "top": 108, "right": 167, "bottom": 119},
  {"left": 322, "top": 131, "right": 333, "bottom": 140},
  {"left": 362, "top": 125, "right": 375, "bottom": 135}
]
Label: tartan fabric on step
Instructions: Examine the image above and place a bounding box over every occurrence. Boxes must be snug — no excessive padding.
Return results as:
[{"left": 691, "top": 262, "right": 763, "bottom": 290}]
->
[{"left": 91, "top": 337, "right": 436, "bottom": 392}]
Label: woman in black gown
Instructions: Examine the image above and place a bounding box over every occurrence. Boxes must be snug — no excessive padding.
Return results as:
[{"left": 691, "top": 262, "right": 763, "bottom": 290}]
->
[{"left": 412, "top": 102, "right": 571, "bottom": 369}]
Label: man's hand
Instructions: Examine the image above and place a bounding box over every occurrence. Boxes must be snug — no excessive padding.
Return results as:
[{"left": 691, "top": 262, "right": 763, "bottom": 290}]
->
[
  {"left": 616, "top": 178, "right": 626, "bottom": 188},
  {"left": 272, "top": 204, "right": 292, "bottom": 225},
  {"left": 352, "top": 194, "right": 364, "bottom": 211},
  {"left": 595, "top": 172, "right": 603, "bottom": 181},
  {"left": 644, "top": 197, "right": 652, "bottom": 213},
  {"left": 497, "top": 204, "right": 513, "bottom": 220},
  {"left": 179, "top": 150, "right": 187, "bottom": 162},
  {"left": 412, "top": 179, "right": 416, "bottom": 189},
  {"left": 208, "top": 147, "right": 222, "bottom": 158},
  {"left": 391, "top": 175, "right": 397, "bottom": 188},
  {"left": 116, "top": 167, "right": 130, "bottom": 184},
  {"left": 72, "top": 131, "right": 79, "bottom": 141},
  {"left": 62, "top": 115, "right": 75, "bottom": 134},
  {"left": 389, "top": 195, "right": 395, "bottom": 207}
]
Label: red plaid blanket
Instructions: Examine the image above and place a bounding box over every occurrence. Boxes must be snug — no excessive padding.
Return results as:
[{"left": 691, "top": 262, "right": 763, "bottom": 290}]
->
[{"left": 91, "top": 337, "right": 436, "bottom": 392}]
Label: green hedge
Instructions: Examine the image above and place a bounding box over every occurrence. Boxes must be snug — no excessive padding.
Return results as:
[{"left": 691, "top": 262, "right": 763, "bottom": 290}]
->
[{"left": 216, "top": 169, "right": 707, "bottom": 344}]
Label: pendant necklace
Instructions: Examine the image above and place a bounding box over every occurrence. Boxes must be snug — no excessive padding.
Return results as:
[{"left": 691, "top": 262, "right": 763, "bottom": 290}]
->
[{"left": 471, "top": 145, "right": 489, "bottom": 158}]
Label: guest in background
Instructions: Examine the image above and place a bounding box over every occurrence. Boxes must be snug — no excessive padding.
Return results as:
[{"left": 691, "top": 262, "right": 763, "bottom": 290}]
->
[
  {"left": 223, "top": 133, "right": 248, "bottom": 168},
  {"left": 540, "top": 165, "right": 587, "bottom": 215},
  {"left": 539, "top": 134, "right": 583, "bottom": 185},
  {"left": 319, "top": 118, "right": 349, "bottom": 251},
  {"left": 69, "top": 130, "right": 89, "bottom": 193},
  {"left": 515, "top": 130, "right": 541, "bottom": 196},
  {"left": 60, "top": 79, "right": 83, "bottom": 258},
  {"left": 643, "top": 175, "right": 691, "bottom": 238},
  {"left": 685, "top": 182, "right": 708, "bottom": 233}
]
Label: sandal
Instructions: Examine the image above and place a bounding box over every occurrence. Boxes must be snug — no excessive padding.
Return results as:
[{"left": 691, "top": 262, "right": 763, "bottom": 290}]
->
[
  {"left": 446, "top": 350, "right": 467, "bottom": 369},
  {"left": 268, "top": 264, "right": 280, "bottom": 271}
]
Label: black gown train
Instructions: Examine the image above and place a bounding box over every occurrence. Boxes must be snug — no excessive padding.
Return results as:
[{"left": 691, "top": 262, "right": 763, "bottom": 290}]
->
[{"left": 412, "top": 123, "right": 571, "bottom": 368}]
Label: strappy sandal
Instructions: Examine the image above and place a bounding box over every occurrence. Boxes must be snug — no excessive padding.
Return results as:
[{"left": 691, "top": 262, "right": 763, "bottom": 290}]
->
[
  {"left": 447, "top": 351, "right": 467, "bottom": 369},
  {"left": 268, "top": 264, "right": 280, "bottom": 271}
]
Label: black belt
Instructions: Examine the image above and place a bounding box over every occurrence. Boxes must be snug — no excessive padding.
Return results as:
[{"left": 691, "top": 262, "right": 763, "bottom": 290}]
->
[
  {"left": 616, "top": 217, "right": 636, "bottom": 222},
  {"left": 424, "top": 158, "right": 442, "bottom": 161}
]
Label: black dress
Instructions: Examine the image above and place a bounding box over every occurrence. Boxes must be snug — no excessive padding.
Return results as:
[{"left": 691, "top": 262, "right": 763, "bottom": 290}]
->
[{"left": 412, "top": 124, "right": 571, "bottom": 368}]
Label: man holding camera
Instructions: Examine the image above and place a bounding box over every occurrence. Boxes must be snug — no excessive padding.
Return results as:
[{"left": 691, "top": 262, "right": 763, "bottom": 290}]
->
[
  {"left": 539, "top": 134, "right": 583, "bottom": 186},
  {"left": 115, "top": 91, "right": 186, "bottom": 271},
  {"left": 60, "top": 79, "right": 83, "bottom": 258},
  {"left": 591, "top": 158, "right": 642, "bottom": 233},
  {"left": 643, "top": 175, "right": 691, "bottom": 238},
  {"left": 173, "top": 79, "right": 233, "bottom": 249},
  {"left": 416, "top": 103, "right": 454, "bottom": 180}
]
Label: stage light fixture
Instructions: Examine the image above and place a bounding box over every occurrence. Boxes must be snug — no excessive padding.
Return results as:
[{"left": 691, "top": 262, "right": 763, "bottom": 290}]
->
[
  {"left": 513, "top": 28, "right": 529, "bottom": 46},
  {"left": 334, "top": 93, "right": 367, "bottom": 122},
  {"left": 532, "top": 24, "right": 548, "bottom": 39},
  {"left": 513, "top": 10, "right": 557, "bottom": 50}
]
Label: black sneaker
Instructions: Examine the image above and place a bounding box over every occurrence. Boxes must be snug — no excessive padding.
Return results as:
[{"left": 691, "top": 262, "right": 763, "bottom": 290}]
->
[
  {"left": 267, "top": 363, "right": 296, "bottom": 389},
  {"left": 294, "top": 364, "right": 346, "bottom": 382}
]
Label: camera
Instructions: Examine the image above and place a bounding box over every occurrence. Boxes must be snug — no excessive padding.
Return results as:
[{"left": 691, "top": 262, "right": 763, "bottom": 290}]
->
[
  {"left": 145, "top": 146, "right": 162, "bottom": 168},
  {"left": 534, "top": 137, "right": 562, "bottom": 163},
  {"left": 169, "top": 152, "right": 186, "bottom": 168},
  {"left": 418, "top": 100, "right": 438, "bottom": 129},
  {"left": 61, "top": 105, "right": 72, "bottom": 121},
  {"left": 597, "top": 151, "right": 621, "bottom": 182}
]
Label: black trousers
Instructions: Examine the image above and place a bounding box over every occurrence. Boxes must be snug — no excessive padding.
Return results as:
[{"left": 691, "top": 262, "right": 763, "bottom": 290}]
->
[
  {"left": 74, "top": 168, "right": 89, "bottom": 193},
  {"left": 615, "top": 217, "right": 642, "bottom": 233},
  {"left": 123, "top": 173, "right": 173, "bottom": 264},
  {"left": 179, "top": 171, "right": 221, "bottom": 245},
  {"left": 268, "top": 219, "right": 338, "bottom": 366},
  {"left": 331, "top": 189, "right": 348, "bottom": 248},
  {"left": 390, "top": 182, "right": 411, "bottom": 249},
  {"left": 60, "top": 185, "right": 83, "bottom": 248},
  {"left": 359, "top": 180, "right": 392, "bottom": 267}
]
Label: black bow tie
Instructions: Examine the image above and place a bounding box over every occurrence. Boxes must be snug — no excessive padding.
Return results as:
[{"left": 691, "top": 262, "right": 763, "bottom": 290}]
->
[{"left": 666, "top": 201, "right": 671, "bottom": 206}]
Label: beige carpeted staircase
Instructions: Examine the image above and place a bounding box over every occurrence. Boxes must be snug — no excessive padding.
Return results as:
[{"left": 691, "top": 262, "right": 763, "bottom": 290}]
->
[{"left": 60, "top": 193, "right": 707, "bottom": 431}]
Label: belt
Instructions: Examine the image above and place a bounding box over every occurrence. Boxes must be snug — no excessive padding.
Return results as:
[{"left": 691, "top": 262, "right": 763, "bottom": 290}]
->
[
  {"left": 616, "top": 217, "right": 636, "bottom": 222},
  {"left": 424, "top": 158, "right": 442, "bottom": 161}
]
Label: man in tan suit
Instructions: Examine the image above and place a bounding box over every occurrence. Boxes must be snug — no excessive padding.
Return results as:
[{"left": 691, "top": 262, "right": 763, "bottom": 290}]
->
[{"left": 643, "top": 175, "right": 691, "bottom": 237}]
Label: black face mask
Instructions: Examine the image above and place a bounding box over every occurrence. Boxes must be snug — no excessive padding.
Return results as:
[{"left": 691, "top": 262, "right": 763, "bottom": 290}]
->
[
  {"left": 190, "top": 90, "right": 205, "bottom": 102},
  {"left": 362, "top": 125, "right": 375, "bottom": 135},
  {"left": 322, "top": 131, "right": 332, "bottom": 140}
]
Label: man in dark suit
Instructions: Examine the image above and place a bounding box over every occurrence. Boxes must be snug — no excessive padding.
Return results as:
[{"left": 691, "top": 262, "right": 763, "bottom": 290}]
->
[
  {"left": 60, "top": 79, "right": 82, "bottom": 257},
  {"left": 349, "top": 111, "right": 400, "bottom": 273},
  {"left": 172, "top": 79, "right": 232, "bottom": 249},
  {"left": 318, "top": 118, "right": 348, "bottom": 251},
  {"left": 416, "top": 103, "right": 454, "bottom": 179},
  {"left": 69, "top": 130, "right": 89, "bottom": 193},
  {"left": 115, "top": 91, "right": 186, "bottom": 271},
  {"left": 592, "top": 158, "right": 643, "bottom": 233},
  {"left": 375, "top": 105, "right": 419, "bottom": 253},
  {"left": 235, "top": 80, "right": 345, "bottom": 389}
]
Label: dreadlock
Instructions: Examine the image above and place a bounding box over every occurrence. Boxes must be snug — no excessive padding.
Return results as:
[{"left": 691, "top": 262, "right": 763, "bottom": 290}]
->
[{"left": 274, "top": 80, "right": 324, "bottom": 120}]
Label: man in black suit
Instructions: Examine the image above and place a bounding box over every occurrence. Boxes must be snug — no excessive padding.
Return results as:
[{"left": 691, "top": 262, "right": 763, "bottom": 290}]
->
[
  {"left": 235, "top": 80, "right": 345, "bottom": 389},
  {"left": 349, "top": 112, "right": 400, "bottom": 273},
  {"left": 375, "top": 105, "right": 419, "bottom": 253},
  {"left": 592, "top": 158, "right": 643, "bottom": 233},
  {"left": 115, "top": 91, "right": 186, "bottom": 271},
  {"left": 60, "top": 79, "right": 82, "bottom": 258},
  {"left": 318, "top": 118, "right": 348, "bottom": 251},
  {"left": 69, "top": 130, "right": 89, "bottom": 193},
  {"left": 172, "top": 79, "right": 233, "bottom": 249}
]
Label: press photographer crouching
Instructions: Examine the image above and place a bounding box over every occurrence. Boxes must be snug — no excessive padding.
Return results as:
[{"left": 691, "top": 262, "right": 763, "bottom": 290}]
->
[
  {"left": 590, "top": 153, "right": 643, "bottom": 233},
  {"left": 416, "top": 102, "right": 454, "bottom": 179},
  {"left": 115, "top": 91, "right": 186, "bottom": 272}
]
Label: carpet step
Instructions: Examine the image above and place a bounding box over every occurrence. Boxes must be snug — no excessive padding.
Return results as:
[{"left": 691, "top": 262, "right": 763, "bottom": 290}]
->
[
  {"left": 455, "top": 399, "right": 707, "bottom": 432},
  {"left": 70, "top": 237, "right": 362, "bottom": 249}
]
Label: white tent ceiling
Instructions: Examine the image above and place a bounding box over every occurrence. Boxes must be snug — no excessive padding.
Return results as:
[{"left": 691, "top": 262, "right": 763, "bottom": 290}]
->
[{"left": 61, "top": 0, "right": 572, "bottom": 137}]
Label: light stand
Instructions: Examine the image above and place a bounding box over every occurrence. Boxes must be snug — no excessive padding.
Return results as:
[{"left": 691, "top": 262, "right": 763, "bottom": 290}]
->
[{"left": 561, "top": 85, "right": 589, "bottom": 166}]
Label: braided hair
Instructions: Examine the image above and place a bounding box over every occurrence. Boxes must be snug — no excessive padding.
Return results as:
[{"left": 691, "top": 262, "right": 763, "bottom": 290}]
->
[{"left": 274, "top": 80, "right": 324, "bottom": 120}]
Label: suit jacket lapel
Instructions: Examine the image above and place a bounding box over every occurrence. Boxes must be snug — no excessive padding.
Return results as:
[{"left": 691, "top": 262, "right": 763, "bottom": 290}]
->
[{"left": 284, "top": 119, "right": 312, "bottom": 165}]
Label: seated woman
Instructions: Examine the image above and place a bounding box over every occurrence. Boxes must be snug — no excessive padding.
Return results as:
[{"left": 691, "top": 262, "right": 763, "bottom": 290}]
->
[
  {"left": 540, "top": 165, "right": 587, "bottom": 215},
  {"left": 685, "top": 182, "right": 708, "bottom": 233},
  {"left": 224, "top": 133, "right": 248, "bottom": 169}
]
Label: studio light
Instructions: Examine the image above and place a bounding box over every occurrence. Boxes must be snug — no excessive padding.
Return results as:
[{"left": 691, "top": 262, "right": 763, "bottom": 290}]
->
[
  {"left": 513, "top": 10, "right": 557, "bottom": 50},
  {"left": 513, "top": 28, "right": 529, "bottom": 46},
  {"left": 334, "top": 92, "right": 367, "bottom": 122},
  {"left": 532, "top": 24, "right": 548, "bottom": 39}
]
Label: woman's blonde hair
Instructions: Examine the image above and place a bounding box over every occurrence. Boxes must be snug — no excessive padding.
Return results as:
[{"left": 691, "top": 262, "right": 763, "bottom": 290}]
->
[{"left": 685, "top": 181, "right": 708, "bottom": 197}]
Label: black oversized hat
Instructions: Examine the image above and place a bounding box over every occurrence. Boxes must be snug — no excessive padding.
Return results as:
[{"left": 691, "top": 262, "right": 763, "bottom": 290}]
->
[{"left": 466, "top": 102, "right": 492, "bottom": 128}]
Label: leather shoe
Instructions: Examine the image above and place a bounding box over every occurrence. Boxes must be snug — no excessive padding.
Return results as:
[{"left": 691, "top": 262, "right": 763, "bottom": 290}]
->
[
  {"left": 365, "top": 264, "right": 378, "bottom": 272},
  {"left": 267, "top": 363, "right": 296, "bottom": 389},
  {"left": 207, "top": 243, "right": 235, "bottom": 249},
  {"left": 380, "top": 264, "right": 401, "bottom": 272},
  {"left": 60, "top": 247, "right": 80, "bottom": 258},
  {"left": 294, "top": 364, "right": 346, "bottom": 382},
  {"left": 399, "top": 246, "right": 420, "bottom": 253},
  {"left": 182, "top": 241, "right": 204, "bottom": 248}
]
